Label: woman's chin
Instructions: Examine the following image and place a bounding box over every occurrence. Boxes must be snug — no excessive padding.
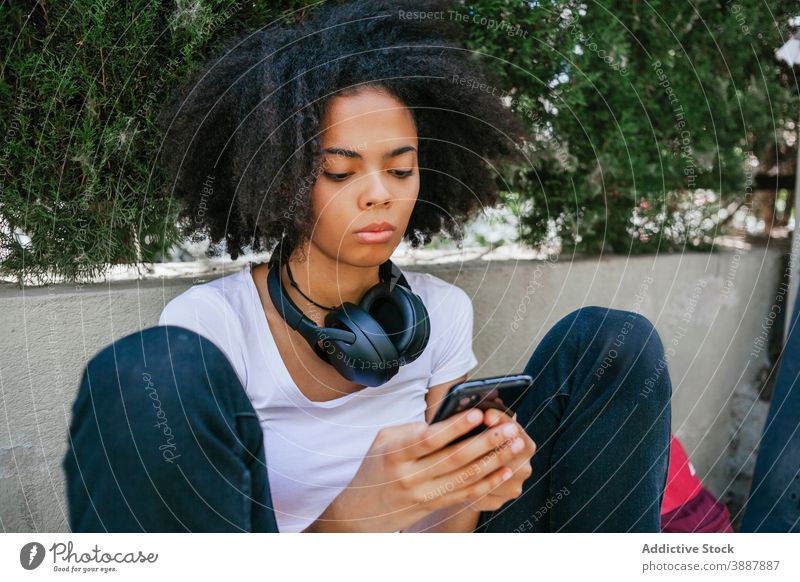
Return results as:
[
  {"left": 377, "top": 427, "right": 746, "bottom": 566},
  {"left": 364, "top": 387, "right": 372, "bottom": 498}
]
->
[{"left": 344, "top": 241, "right": 399, "bottom": 265}]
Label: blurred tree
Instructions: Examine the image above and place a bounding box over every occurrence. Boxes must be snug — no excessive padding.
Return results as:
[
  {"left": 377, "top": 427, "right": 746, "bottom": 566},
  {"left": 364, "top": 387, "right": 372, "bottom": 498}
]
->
[
  {"left": 462, "top": 0, "right": 798, "bottom": 255},
  {"left": 0, "top": 0, "right": 308, "bottom": 284},
  {"left": 1, "top": 0, "right": 797, "bottom": 284}
]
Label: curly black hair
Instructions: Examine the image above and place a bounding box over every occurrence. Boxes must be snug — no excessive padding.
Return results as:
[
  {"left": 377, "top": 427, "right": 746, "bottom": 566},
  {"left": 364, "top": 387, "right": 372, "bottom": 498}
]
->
[{"left": 155, "top": 0, "right": 529, "bottom": 262}]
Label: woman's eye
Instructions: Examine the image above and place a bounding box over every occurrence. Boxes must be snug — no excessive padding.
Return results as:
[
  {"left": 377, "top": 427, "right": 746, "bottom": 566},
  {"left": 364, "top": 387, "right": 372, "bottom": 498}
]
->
[
  {"left": 389, "top": 169, "right": 414, "bottom": 178},
  {"left": 324, "top": 172, "right": 351, "bottom": 182},
  {"left": 324, "top": 170, "right": 414, "bottom": 181}
]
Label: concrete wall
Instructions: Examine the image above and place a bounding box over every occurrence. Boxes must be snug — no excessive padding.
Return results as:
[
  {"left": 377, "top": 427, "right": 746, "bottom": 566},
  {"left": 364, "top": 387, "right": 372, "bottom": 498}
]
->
[{"left": 0, "top": 247, "right": 783, "bottom": 531}]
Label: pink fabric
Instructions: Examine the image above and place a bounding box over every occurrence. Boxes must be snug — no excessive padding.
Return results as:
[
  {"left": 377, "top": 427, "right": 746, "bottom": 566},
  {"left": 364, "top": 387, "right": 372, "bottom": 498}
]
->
[
  {"left": 661, "top": 485, "right": 734, "bottom": 533},
  {"left": 659, "top": 434, "right": 734, "bottom": 533},
  {"left": 661, "top": 434, "right": 704, "bottom": 514}
]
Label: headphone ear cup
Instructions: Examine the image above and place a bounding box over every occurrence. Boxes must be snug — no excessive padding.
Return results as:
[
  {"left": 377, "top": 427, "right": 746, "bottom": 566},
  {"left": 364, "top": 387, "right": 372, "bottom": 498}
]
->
[
  {"left": 323, "top": 303, "right": 401, "bottom": 385},
  {"left": 359, "top": 283, "right": 413, "bottom": 354},
  {"left": 391, "top": 286, "right": 430, "bottom": 363},
  {"left": 360, "top": 283, "right": 430, "bottom": 365}
]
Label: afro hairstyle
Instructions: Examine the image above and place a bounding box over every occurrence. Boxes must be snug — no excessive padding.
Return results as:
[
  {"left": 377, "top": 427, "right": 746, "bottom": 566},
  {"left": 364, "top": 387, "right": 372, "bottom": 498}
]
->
[{"left": 155, "top": 0, "right": 529, "bottom": 263}]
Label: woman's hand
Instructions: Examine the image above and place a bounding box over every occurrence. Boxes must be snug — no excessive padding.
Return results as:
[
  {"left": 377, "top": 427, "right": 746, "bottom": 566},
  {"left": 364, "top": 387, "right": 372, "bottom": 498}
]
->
[
  {"left": 315, "top": 408, "right": 533, "bottom": 532},
  {"left": 459, "top": 408, "right": 536, "bottom": 513}
]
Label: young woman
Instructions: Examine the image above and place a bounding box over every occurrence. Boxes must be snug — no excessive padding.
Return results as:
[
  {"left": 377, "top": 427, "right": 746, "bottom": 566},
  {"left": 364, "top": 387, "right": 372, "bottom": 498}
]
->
[{"left": 63, "top": 0, "right": 672, "bottom": 533}]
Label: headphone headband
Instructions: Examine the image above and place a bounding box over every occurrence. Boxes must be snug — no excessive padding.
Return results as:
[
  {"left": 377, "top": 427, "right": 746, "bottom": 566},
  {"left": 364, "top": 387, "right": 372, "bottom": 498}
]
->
[
  {"left": 265, "top": 236, "right": 429, "bottom": 386},
  {"left": 266, "top": 265, "right": 356, "bottom": 347}
]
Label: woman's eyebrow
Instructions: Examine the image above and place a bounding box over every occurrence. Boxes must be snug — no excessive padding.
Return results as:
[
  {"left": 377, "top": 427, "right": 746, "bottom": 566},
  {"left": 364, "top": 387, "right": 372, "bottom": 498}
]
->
[{"left": 319, "top": 145, "right": 417, "bottom": 159}]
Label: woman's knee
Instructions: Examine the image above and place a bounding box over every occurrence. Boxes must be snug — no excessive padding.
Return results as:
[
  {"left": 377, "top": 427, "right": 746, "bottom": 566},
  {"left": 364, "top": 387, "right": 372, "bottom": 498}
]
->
[
  {"left": 560, "top": 306, "right": 671, "bottom": 402},
  {"left": 562, "top": 305, "right": 662, "bottom": 355},
  {"left": 65, "top": 326, "right": 261, "bottom": 531},
  {"left": 69, "top": 325, "right": 250, "bottom": 463},
  {"left": 93, "top": 326, "right": 243, "bottom": 413}
]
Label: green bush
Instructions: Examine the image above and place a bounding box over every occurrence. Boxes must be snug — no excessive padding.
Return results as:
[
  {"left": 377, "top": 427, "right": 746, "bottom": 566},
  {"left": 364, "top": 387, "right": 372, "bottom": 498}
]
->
[
  {"left": 462, "top": 0, "right": 798, "bottom": 255},
  {"left": 1, "top": 1, "right": 797, "bottom": 284},
  {"left": 0, "top": 0, "right": 307, "bottom": 284}
]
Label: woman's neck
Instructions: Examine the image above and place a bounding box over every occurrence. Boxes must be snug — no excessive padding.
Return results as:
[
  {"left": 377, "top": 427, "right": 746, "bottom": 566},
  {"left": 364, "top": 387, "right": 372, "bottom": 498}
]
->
[{"left": 280, "top": 243, "right": 382, "bottom": 324}]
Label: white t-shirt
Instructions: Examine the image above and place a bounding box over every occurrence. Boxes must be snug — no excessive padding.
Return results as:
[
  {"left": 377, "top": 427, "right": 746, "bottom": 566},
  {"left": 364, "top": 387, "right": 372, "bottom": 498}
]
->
[{"left": 158, "top": 261, "right": 478, "bottom": 532}]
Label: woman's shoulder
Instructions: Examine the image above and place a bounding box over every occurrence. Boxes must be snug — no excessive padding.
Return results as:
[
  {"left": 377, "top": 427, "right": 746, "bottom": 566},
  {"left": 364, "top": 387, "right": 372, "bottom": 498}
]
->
[
  {"left": 158, "top": 266, "right": 252, "bottom": 334},
  {"left": 400, "top": 269, "right": 472, "bottom": 313},
  {"left": 402, "top": 269, "right": 478, "bottom": 384},
  {"left": 157, "top": 267, "right": 252, "bottom": 385}
]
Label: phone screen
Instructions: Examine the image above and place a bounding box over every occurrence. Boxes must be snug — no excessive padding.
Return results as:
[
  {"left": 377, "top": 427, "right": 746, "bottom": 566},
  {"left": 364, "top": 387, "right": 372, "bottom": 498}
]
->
[{"left": 429, "top": 374, "right": 533, "bottom": 444}]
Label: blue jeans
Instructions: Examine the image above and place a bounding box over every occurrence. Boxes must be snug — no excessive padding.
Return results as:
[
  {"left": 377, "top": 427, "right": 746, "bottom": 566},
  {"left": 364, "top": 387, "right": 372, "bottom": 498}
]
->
[{"left": 63, "top": 306, "right": 671, "bottom": 532}]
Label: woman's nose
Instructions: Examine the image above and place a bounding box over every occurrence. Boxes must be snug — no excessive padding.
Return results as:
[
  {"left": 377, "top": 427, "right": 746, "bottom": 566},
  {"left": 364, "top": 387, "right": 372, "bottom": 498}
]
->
[{"left": 359, "top": 171, "right": 392, "bottom": 209}]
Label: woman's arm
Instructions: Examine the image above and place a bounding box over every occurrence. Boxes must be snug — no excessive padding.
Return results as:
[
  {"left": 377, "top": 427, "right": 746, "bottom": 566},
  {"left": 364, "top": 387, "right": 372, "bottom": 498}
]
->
[
  {"left": 302, "top": 496, "right": 357, "bottom": 532},
  {"left": 303, "top": 374, "right": 488, "bottom": 533},
  {"left": 401, "top": 375, "right": 482, "bottom": 533},
  {"left": 401, "top": 503, "right": 481, "bottom": 533}
]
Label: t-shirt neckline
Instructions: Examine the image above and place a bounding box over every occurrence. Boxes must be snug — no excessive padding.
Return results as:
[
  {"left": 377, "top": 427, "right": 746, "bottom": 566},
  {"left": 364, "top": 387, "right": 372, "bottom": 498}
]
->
[{"left": 243, "top": 261, "right": 361, "bottom": 409}]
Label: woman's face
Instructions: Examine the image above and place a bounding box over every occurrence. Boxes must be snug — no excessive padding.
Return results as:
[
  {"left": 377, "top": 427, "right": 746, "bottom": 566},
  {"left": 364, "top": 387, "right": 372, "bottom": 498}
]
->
[{"left": 307, "top": 87, "right": 420, "bottom": 268}]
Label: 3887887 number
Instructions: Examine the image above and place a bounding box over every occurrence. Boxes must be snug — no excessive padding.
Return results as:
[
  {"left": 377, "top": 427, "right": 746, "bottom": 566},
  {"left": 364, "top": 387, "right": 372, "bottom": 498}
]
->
[{"left": 730, "top": 560, "right": 780, "bottom": 571}]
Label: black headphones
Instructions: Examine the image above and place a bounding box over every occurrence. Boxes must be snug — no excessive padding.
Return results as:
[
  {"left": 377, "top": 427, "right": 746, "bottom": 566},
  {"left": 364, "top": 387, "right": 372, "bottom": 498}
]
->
[{"left": 266, "top": 239, "right": 431, "bottom": 386}]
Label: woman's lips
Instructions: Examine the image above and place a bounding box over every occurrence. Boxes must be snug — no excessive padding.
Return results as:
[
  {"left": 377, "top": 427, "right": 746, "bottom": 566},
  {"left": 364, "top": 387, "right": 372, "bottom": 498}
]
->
[{"left": 353, "top": 230, "right": 394, "bottom": 244}]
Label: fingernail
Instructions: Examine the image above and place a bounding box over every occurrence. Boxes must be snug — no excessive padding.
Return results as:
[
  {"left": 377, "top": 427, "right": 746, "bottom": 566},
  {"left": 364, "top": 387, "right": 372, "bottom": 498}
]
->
[
  {"left": 467, "top": 410, "right": 482, "bottom": 423},
  {"left": 511, "top": 438, "right": 524, "bottom": 453},
  {"left": 502, "top": 469, "right": 513, "bottom": 481},
  {"left": 502, "top": 423, "right": 518, "bottom": 437}
]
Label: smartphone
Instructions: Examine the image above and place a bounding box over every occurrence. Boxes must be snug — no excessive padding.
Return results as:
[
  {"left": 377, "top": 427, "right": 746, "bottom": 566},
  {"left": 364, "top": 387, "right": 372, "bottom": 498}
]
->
[{"left": 429, "top": 374, "right": 533, "bottom": 445}]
